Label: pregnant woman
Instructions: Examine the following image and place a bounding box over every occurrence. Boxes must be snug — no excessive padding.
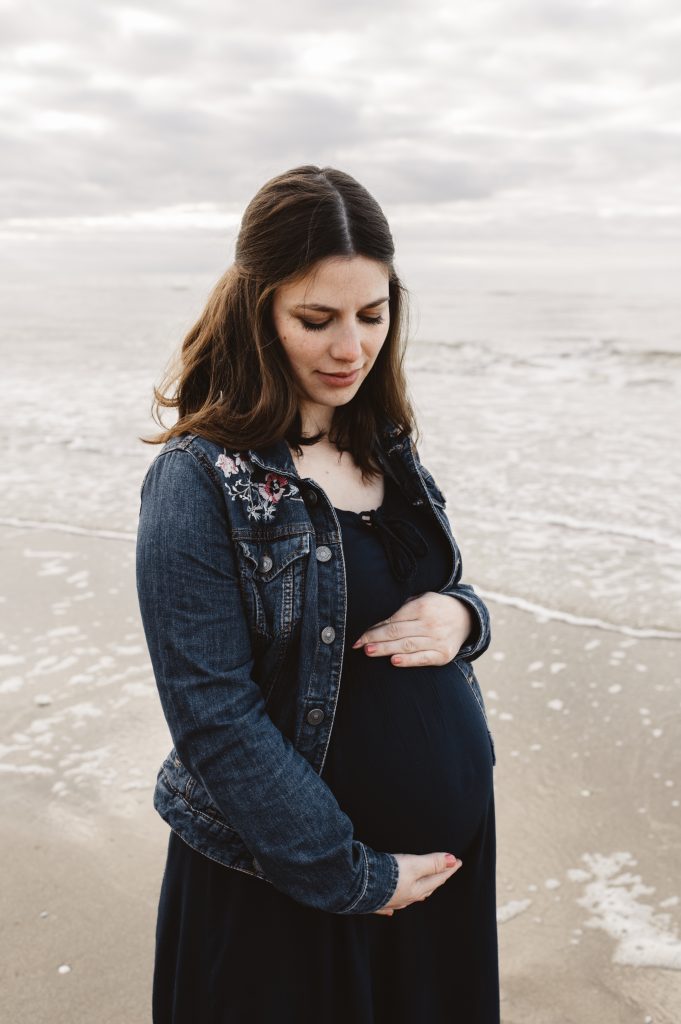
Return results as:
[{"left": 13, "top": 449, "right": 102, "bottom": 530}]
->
[{"left": 136, "top": 164, "right": 499, "bottom": 1023}]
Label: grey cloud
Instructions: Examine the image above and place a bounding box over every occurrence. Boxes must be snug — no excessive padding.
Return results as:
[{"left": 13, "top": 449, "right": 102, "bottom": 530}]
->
[
  {"left": 361, "top": 159, "right": 518, "bottom": 206},
  {"left": 2, "top": 0, "right": 681, "bottom": 231}
]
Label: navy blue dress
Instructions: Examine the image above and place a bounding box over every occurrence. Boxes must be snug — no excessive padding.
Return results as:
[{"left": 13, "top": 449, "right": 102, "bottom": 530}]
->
[{"left": 153, "top": 470, "right": 499, "bottom": 1024}]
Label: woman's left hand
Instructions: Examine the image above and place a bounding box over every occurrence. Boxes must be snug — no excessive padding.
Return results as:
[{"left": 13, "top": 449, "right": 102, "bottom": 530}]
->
[{"left": 351, "top": 592, "right": 475, "bottom": 667}]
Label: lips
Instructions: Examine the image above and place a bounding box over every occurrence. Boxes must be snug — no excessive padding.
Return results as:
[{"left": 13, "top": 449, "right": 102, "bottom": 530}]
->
[{"left": 316, "top": 368, "right": 361, "bottom": 387}]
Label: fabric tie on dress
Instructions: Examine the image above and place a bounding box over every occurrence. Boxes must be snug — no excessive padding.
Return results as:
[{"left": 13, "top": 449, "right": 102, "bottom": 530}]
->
[{"left": 359, "top": 507, "right": 429, "bottom": 581}]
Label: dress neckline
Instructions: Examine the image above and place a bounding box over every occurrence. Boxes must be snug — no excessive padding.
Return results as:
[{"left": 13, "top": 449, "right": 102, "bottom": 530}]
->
[
  {"left": 334, "top": 502, "right": 384, "bottom": 518},
  {"left": 333, "top": 473, "right": 391, "bottom": 518},
  {"left": 333, "top": 473, "right": 429, "bottom": 580}
]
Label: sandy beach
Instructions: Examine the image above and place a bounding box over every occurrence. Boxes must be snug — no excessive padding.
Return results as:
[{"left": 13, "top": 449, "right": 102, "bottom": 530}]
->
[{"left": 1, "top": 518, "right": 680, "bottom": 1023}]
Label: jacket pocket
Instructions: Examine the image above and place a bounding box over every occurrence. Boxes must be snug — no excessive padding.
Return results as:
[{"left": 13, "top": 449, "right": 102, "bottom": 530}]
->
[
  {"left": 234, "top": 532, "right": 311, "bottom": 701},
  {"left": 235, "top": 532, "right": 311, "bottom": 638},
  {"left": 415, "top": 460, "right": 447, "bottom": 509}
]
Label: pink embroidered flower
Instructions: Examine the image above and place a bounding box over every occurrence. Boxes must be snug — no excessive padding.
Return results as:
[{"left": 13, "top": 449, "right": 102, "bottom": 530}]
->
[
  {"left": 258, "top": 473, "right": 288, "bottom": 503},
  {"left": 216, "top": 453, "right": 242, "bottom": 477},
  {"left": 214, "top": 450, "right": 301, "bottom": 521}
]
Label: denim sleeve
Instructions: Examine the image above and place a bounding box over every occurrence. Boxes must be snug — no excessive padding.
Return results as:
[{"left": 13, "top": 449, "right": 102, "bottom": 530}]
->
[
  {"left": 135, "top": 446, "right": 399, "bottom": 915},
  {"left": 415, "top": 453, "right": 491, "bottom": 663},
  {"left": 441, "top": 578, "right": 491, "bottom": 663}
]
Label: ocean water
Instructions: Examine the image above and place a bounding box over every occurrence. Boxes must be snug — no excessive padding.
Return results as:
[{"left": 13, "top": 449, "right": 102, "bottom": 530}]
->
[{"left": 2, "top": 232, "right": 679, "bottom": 636}]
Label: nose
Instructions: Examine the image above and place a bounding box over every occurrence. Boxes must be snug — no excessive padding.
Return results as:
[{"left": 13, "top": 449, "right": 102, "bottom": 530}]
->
[{"left": 329, "top": 319, "right": 363, "bottom": 363}]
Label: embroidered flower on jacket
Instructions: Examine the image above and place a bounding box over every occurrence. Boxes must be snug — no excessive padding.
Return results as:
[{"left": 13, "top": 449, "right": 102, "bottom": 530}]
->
[
  {"left": 216, "top": 452, "right": 247, "bottom": 477},
  {"left": 259, "top": 473, "right": 288, "bottom": 504},
  {"left": 215, "top": 451, "right": 302, "bottom": 521}
]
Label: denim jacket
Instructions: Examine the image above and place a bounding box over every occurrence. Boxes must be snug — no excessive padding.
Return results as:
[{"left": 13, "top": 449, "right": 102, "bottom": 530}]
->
[{"left": 135, "top": 419, "right": 494, "bottom": 916}]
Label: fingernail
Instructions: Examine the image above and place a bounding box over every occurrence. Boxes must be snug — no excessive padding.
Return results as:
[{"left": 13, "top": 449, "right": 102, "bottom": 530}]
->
[
  {"left": 352, "top": 639, "right": 362, "bottom": 648},
  {"left": 365, "top": 644, "right": 376, "bottom": 654},
  {"left": 444, "top": 853, "right": 457, "bottom": 866}
]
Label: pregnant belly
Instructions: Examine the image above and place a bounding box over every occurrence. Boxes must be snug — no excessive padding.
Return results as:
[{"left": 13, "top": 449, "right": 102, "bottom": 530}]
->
[{"left": 320, "top": 655, "right": 494, "bottom": 857}]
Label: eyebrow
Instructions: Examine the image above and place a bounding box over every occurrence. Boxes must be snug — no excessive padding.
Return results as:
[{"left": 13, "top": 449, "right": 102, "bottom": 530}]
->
[{"left": 292, "top": 296, "right": 390, "bottom": 313}]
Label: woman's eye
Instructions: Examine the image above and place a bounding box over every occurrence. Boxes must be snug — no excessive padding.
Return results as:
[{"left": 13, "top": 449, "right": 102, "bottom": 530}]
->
[
  {"left": 300, "top": 314, "right": 385, "bottom": 333},
  {"left": 301, "top": 320, "right": 329, "bottom": 332}
]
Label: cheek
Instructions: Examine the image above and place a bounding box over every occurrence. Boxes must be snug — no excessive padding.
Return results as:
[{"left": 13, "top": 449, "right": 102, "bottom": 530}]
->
[
  {"left": 370, "top": 332, "right": 389, "bottom": 360},
  {"left": 279, "top": 332, "right": 318, "bottom": 372}
]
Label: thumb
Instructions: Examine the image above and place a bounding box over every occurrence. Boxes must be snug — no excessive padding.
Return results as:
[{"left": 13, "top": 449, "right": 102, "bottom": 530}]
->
[{"left": 432, "top": 852, "right": 460, "bottom": 874}]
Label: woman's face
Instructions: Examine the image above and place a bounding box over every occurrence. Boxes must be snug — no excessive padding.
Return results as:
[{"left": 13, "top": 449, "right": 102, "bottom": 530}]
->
[{"left": 271, "top": 255, "right": 391, "bottom": 433}]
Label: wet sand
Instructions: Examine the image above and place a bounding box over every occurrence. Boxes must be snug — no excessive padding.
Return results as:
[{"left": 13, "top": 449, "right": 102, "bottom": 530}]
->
[{"left": 1, "top": 523, "right": 680, "bottom": 1023}]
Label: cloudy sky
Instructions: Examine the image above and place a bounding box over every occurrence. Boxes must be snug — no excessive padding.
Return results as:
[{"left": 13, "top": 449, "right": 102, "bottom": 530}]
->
[{"left": 3, "top": 0, "right": 681, "bottom": 251}]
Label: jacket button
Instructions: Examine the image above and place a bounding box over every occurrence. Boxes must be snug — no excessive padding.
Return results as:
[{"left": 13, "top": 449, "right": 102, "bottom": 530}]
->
[
  {"left": 258, "top": 554, "right": 273, "bottom": 572},
  {"left": 315, "top": 545, "right": 332, "bottom": 562},
  {"left": 306, "top": 708, "right": 325, "bottom": 725},
  {"left": 321, "top": 626, "right": 335, "bottom": 644},
  {"left": 304, "top": 488, "right": 318, "bottom": 506}
]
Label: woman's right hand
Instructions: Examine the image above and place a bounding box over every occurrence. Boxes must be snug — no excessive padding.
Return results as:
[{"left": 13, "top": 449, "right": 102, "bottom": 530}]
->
[{"left": 373, "top": 852, "right": 462, "bottom": 916}]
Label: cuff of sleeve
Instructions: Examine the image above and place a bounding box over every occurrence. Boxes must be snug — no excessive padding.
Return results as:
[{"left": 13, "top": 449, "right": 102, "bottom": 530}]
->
[
  {"left": 336, "top": 846, "right": 399, "bottom": 915},
  {"left": 443, "top": 584, "right": 491, "bottom": 663}
]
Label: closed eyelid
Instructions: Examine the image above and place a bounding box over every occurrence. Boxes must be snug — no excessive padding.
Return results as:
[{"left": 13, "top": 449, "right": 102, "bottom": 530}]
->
[{"left": 297, "top": 313, "right": 385, "bottom": 332}]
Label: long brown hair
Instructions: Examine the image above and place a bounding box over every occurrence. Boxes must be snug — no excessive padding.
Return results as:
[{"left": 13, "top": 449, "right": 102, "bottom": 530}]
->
[{"left": 140, "top": 164, "right": 419, "bottom": 478}]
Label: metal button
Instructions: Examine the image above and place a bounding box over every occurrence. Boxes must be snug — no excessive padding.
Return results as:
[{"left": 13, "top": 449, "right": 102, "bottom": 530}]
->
[
  {"left": 321, "top": 626, "right": 335, "bottom": 644},
  {"left": 315, "top": 545, "right": 332, "bottom": 562},
  {"left": 304, "top": 488, "right": 318, "bottom": 505},
  {"left": 258, "top": 554, "right": 273, "bottom": 573},
  {"left": 306, "top": 708, "right": 325, "bottom": 725}
]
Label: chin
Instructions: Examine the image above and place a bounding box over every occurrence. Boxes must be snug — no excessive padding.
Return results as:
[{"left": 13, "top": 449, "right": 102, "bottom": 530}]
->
[{"left": 311, "top": 381, "right": 362, "bottom": 400}]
